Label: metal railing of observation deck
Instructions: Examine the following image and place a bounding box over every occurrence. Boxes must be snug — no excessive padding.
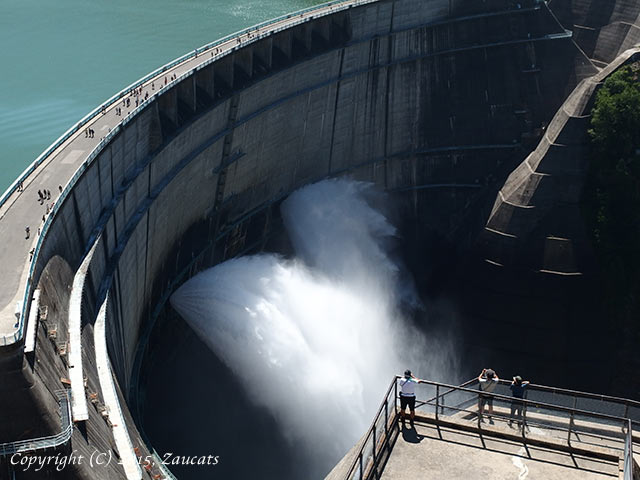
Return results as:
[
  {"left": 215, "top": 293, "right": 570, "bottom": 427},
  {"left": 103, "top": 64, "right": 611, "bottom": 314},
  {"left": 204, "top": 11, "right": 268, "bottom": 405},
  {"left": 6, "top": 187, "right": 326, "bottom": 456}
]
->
[
  {"left": 624, "top": 418, "right": 634, "bottom": 480},
  {"left": 0, "top": 0, "right": 382, "bottom": 346},
  {"left": 0, "top": 390, "right": 72, "bottom": 457},
  {"left": 481, "top": 378, "right": 640, "bottom": 428},
  {"left": 342, "top": 377, "right": 477, "bottom": 480},
  {"left": 344, "top": 376, "right": 637, "bottom": 480},
  {"left": 343, "top": 376, "right": 399, "bottom": 480}
]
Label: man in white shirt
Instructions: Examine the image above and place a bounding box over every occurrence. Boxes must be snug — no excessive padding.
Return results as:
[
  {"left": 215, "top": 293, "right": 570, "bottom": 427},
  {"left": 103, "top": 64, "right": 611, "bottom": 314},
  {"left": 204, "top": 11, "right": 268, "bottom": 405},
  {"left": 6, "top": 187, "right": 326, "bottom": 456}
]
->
[
  {"left": 478, "top": 368, "right": 499, "bottom": 421},
  {"left": 398, "top": 370, "right": 421, "bottom": 426}
]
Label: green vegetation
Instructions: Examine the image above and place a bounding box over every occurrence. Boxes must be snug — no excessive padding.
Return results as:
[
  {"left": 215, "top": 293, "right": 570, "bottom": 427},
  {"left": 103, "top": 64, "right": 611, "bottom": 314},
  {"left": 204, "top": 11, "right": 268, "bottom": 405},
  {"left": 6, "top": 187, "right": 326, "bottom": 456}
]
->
[
  {"left": 586, "top": 64, "right": 640, "bottom": 293},
  {"left": 583, "top": 63, "right": 640, "bottom": 371}
]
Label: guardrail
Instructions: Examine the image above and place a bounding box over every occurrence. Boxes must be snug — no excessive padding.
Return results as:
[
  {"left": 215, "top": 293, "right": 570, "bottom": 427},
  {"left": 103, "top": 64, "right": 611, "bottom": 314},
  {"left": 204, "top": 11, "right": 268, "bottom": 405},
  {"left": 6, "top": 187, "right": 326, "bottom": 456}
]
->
[
  {"left": 344, "top": 376, "right": 638, "bottom": 480},
  {"left": 478, "top": 377, "right": 640, "bottom": 427},
  {"left": 0, "top": 0, "right": 381, "bottom": 347},
  {"left": 422, "top": 380, "right": 631, "bottom": 444},
  {"left": 344, "top": 377, "right": 399, "bottom": 480},
  {"left": 0, "top": 390, "right": 72, "bottom": 457}
]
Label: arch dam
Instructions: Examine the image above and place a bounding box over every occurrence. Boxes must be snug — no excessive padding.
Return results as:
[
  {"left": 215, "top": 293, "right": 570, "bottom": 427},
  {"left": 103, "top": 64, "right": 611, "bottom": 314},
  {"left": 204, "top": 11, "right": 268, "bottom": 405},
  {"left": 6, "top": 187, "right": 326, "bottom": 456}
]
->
[{"left": 0, "top": 0, "right": 639, "bottom": 478}]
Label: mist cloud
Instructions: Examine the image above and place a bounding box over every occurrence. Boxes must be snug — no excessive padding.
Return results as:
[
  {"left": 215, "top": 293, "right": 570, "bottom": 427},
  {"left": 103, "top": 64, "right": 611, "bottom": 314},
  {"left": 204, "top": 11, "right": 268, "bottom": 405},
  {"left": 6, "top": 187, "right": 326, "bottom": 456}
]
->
[{"left": 171, "top": 179, "right": 443, "bottom": 474}]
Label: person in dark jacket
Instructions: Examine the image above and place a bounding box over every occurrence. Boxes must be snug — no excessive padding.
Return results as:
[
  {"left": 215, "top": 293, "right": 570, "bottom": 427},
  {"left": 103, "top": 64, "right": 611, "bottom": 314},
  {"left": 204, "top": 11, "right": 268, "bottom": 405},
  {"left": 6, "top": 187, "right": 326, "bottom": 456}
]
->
[{"left": 509, "top": 375, "right": 530, "bottom": 427}]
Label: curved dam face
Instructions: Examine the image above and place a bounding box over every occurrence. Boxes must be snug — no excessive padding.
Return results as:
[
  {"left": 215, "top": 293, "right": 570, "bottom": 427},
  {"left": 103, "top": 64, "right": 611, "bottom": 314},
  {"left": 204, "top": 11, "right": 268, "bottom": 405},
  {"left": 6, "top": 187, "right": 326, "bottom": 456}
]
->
[{"left": 3, "top": 0, "right": 638, "bottom": 478}]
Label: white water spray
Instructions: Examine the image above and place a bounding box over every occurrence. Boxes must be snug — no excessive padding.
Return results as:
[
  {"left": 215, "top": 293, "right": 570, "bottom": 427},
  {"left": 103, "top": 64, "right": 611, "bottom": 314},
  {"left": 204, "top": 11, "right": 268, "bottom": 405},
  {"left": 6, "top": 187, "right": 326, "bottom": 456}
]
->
[{"left": 171, "top": 179, "right": 438, "bottom": 471}]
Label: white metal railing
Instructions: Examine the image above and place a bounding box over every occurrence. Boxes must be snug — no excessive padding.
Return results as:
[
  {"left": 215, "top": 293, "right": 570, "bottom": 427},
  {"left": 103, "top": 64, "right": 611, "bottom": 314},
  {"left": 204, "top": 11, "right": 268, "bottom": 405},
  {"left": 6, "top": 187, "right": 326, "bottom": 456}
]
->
[{"left": 0, "top": 390, "right": 72, "bottom": 457}]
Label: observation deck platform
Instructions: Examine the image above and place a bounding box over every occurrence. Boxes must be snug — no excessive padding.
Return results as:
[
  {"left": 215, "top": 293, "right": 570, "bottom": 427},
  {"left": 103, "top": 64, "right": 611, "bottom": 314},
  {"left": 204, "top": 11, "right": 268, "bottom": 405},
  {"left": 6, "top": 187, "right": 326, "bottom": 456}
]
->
[
  {"left": 383, "top": 422, "right": 617, "bottom": 480},
  {"left": 329, "top": 377, "right": 640, "bottom": 480}
]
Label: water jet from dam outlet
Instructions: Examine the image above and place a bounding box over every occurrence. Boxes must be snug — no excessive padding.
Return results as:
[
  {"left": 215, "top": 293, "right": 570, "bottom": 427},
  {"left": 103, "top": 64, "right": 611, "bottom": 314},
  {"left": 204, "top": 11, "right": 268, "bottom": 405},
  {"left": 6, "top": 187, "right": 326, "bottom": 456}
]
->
[{"left": 170, "top": 178, "right": 453, "bottom": 470}]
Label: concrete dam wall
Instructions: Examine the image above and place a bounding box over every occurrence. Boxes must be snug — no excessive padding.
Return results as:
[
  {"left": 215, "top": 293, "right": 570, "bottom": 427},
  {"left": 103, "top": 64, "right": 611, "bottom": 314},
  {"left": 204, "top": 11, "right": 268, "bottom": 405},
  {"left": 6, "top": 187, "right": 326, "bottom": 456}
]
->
[
  {"left": 33, "top": 0, "right": 586, "bottom": 392},
  {"left": 1, "top": 0, "right": 630, "bottom": 478}
]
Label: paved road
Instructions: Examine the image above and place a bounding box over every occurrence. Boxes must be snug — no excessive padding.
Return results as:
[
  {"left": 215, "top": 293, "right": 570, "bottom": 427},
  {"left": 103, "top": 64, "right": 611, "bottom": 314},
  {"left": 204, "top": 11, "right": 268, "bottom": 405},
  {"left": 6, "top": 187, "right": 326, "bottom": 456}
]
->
[{"left": 0, "top": 0, "right": 357, "bottom": 338}]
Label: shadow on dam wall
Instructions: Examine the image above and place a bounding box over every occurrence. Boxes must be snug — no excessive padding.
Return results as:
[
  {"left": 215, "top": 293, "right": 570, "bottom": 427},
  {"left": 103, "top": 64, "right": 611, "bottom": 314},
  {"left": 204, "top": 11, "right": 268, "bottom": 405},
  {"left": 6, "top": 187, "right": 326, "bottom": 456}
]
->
[{"left": 142, "top": 317, "right": 299, "bottom": 480}]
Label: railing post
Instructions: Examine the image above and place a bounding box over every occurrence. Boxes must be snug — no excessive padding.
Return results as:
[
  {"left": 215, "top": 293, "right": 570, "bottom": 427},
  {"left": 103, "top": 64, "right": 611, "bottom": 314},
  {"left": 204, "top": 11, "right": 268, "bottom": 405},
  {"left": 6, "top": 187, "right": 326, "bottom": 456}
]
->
[
  {"left": 623, "top": 421, "right": 630, "bottom": 480},
  {"left": 359, "top": 452, "right": 363, "bottom": 480},
  {"left": 384, "top": 399, "right": 389, "bottom": 434},
  {"left": 372, "top": 426, "right": 377, "bottom": 477},
  {"left": 521, "top": 398, "right": 527, "bottom": 440},
  {"left": 567, "top": 396, "right": 577, "bottom": 445},
  {"left": 435, "top": 385, "right": 440, "bottom": 422},
  {"left": 568, "top": 411, "right": 574, "bottom": 445},
  {"left": 627, "top": 419, "right": 634, "bottom": 480},
  {"left": 394, "top": 379, "right": 398, "bottom": 424}
]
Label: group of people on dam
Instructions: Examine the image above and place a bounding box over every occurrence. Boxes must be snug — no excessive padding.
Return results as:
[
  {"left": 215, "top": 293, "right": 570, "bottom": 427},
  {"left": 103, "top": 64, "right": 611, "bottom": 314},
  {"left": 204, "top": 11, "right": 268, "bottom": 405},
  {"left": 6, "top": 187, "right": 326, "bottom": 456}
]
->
[
  {"left": 19, "top": 63, "right": 175, "bottom": 245},
  {"left": 19, "top": 62, "right": 183, "bottom": 248},
  {"left": 398, "top": 368, "right": 530, "bottom": 428},
  {"left": 24, "top": 185, "right": 62, "bottom": 240}
]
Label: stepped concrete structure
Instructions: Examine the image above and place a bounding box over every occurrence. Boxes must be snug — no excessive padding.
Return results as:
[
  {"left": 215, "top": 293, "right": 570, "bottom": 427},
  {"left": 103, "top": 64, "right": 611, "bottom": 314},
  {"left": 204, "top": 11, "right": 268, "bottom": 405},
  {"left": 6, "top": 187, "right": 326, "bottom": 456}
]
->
[
  {"left": 472, "top": 0, "right": 640, "bottom": 391},
  {"left": 0, "top": 0, "right": 639, "bottom": 478}
]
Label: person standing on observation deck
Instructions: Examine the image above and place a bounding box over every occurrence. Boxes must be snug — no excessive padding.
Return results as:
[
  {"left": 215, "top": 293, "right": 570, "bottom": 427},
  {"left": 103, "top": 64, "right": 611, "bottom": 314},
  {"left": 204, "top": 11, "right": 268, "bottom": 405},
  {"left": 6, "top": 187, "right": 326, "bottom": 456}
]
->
[
  {"left": 478, "top": 368, "right": 499, "bottom": 422},
  {"left": 399, "top": 370, "right": 421, "bottom": 427}
]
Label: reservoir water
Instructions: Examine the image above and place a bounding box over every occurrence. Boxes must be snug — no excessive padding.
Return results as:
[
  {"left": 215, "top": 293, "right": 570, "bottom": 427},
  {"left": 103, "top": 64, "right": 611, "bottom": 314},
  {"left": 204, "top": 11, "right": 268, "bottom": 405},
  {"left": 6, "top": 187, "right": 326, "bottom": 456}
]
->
[{"left": 0, "top": 0, "right": 322, "bottom": 193}]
